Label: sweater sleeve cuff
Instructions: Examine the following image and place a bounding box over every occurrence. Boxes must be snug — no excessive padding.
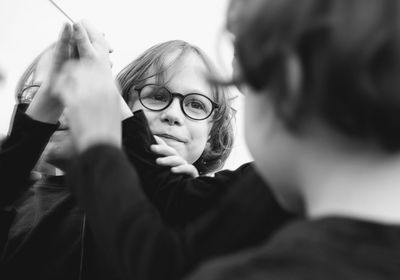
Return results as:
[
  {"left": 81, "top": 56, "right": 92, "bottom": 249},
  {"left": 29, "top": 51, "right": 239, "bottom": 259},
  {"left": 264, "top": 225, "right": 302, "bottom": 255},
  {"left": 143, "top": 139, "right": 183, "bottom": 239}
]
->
[
  {"left": 122, "top": 110, "right": 157, "bottom": 147},
  {"left": 9, "top": 104, "right": 59, "bottom": 137}
]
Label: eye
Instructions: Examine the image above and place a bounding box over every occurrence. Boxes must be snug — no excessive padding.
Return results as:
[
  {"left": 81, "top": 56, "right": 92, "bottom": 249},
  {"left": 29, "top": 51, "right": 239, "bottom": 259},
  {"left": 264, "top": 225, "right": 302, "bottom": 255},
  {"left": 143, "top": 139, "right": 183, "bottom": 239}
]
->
[
  {"left": 185, "top": 98, "right": 207, "bottom": 112},
  {"left": 141, "top": 86, "right": 170, "bottom": 103},
  {"left": 150, "top": 92, "right": 168, "bottom": 102}
]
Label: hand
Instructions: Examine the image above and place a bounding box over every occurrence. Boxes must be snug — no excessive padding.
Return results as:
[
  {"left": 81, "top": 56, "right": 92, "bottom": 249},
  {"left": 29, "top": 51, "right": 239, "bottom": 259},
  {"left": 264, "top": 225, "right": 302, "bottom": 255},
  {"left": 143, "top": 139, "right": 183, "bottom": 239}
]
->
[
  {"left": 151, "top": 136, "right": 199, "bottom": 178},
  {"left": 26, "top": 23, "right": 73, "bottom": 123},
  {"left": 55, "top": 57, "right": 121, "bottom": 153},
  {"left": 72, "top": 20, "right": 112, "bottom": 67},
  {"left": 72, "top": 20, "right": 132, "bottom": 121}
]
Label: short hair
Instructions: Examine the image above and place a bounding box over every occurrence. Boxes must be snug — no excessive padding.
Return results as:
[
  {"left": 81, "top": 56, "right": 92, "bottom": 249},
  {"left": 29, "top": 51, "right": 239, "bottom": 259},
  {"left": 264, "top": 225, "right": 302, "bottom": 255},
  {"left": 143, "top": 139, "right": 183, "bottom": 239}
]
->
[
  {"left": 116, "top": 40, "right": 234, "bottom": 174},
  {"left": 235, "top": 0, "right": 400, "bottom": 151}
]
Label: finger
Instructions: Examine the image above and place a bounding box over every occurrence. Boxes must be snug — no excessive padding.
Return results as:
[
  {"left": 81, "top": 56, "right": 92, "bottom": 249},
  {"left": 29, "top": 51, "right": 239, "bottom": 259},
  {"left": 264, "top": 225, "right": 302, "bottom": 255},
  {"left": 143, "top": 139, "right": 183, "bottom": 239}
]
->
[
  {"left": 81, "top": 20, "right": 108, "bottom": 51},
  {"left": 102, "top": 33, "right": 114, "bottom": 53},
  {"left": 156, "top": 156, "right": 187, "bottom": 167},
  {"left": 154, "top": 135, "right": 167, "bottom": 146},
  {"left": 53, "top": 23, "right": 73, "bottom": 72},
  {"left": 151, "top": 143, "right": 179, "bottom": 157},
  {"left": 171, "top": 164, "right": 199, "bottom": 178},
  {"left": 72, "top": 22, "right": 93, "bottom": 57},
  {"left": 81, "top": 20, "right": 103, "bottom": 42}
]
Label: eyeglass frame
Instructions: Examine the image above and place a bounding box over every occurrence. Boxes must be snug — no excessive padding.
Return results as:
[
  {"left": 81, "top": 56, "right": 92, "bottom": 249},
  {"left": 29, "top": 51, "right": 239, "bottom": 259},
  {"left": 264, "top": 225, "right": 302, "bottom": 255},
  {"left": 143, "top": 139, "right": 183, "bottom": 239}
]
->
[
  {"left": 18, "top": 84, "right": 41, "bottom": 104},
  {"left": 135, "top": 84, "right": 219, "bottom": 121}
]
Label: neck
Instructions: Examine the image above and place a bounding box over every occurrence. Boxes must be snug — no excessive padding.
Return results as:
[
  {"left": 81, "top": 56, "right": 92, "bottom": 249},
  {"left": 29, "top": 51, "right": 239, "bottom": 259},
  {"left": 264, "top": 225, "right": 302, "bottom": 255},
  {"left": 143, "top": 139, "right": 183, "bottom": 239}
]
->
[{"left": 301, "top": 146, "right": 400, "bottom": 225}]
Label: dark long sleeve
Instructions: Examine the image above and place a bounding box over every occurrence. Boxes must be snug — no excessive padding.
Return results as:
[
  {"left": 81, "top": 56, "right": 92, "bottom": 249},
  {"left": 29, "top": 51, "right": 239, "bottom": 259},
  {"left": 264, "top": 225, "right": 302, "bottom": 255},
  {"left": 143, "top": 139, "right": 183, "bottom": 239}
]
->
[
  {"left": 0, "top": 104, "right": 58, "bottom": 257},
  {"left": 122, "top": 111, "right": 252, "bottom": 226},
  {"left": 0, "top": 105, "right": 58, "bottom": 208},
  {"left": 68, "top": 144, "right": 293, "bottom": 280},
  {"left": 68, "top": 145, "right": 187, "bottom": 280}
]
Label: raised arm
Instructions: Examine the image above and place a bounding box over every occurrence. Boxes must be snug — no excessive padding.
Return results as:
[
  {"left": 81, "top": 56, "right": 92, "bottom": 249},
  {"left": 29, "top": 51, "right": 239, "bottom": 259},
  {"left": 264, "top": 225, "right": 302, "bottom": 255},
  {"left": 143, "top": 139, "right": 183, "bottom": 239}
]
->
[{"left": 0, "top": 24, "right": 72, "bottom": 208}]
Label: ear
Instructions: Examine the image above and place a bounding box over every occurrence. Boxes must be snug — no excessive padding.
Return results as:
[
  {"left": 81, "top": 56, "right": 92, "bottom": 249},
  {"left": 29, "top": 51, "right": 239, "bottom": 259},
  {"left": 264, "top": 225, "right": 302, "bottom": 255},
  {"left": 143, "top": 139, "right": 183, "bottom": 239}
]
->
[
  {"left": 127, "top": 98, "right": 135, "bottom": 109},
  {"left": 127, "top": 87, "right": 137, "bottom": 109},
  {"left": 282, "top": 51, "right": 303, "bottom": 116},
  {"left": 286, "top": 51, "right": 302, "bottom": 95}
]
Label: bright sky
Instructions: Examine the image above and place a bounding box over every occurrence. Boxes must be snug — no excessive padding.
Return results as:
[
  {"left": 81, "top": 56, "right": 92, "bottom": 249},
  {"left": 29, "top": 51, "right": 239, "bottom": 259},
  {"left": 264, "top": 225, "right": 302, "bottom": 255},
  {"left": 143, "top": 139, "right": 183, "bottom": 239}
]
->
[{"left": 0, "top": 0, "right": 251, "bottom": 170}]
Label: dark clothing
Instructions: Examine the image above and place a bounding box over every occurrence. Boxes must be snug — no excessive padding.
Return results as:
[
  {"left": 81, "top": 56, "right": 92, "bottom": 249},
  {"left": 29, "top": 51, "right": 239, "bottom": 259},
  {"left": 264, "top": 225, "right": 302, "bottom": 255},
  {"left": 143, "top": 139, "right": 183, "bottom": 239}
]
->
[
  {"left": 0, "top": 108, "right": 121, "bottom": 280},
  {"left": 0, "top": 106, "right": 58, "bottom": 208},
  {"left": 120, "top": 113, "right": 267, "bottom": 227},
  {"left": 2, "top": 176, "right": 119, "bottom": 280},
  {"left": 187, "top": 217, "right": 400, "bottom": 280},
  {"left": 0, "top": 106, "right": 59, "bottom": 262},
  {"left": 1, "top": 107, "right": 292, "bottom": 280},
  {"left": 67, "top": 143, "right": 292, "bottom": 280}
]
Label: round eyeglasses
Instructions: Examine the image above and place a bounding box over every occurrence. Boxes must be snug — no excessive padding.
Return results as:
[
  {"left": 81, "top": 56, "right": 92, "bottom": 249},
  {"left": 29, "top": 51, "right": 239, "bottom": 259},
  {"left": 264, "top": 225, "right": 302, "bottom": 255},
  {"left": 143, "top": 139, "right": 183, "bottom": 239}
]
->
[{"left": 136, "top": 84, "right": 219, "bottom": 120}]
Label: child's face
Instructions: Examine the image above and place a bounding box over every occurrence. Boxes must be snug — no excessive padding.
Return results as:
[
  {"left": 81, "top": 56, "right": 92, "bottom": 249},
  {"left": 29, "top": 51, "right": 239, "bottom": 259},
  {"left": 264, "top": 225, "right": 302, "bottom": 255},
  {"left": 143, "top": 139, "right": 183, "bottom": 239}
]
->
[{"left": 131, "top": 51, "right": 214, "bottom": 164}]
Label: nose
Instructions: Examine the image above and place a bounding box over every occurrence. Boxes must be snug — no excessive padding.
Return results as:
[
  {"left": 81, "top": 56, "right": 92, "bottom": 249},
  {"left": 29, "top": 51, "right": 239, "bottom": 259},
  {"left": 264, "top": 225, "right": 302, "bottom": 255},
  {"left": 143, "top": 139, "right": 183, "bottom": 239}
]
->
[{"left": 160, "top": 98, "right": 184, "bottom": 126}]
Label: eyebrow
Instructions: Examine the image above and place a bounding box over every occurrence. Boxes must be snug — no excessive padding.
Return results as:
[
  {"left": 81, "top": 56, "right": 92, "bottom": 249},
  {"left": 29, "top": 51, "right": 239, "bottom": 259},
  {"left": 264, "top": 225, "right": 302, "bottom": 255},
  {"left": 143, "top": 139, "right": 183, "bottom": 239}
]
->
[{"left": 163, "top": 85, "right": 212, "bottom": 97}]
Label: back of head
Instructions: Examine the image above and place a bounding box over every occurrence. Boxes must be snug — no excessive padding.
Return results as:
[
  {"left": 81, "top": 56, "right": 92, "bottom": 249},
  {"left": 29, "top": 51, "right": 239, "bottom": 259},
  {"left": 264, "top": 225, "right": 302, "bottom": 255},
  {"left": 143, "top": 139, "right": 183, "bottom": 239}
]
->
[
  {"left": 235, "top": 0, "right": 400, "bottom": 152},
  {"left": 117, "top": 40, "right": 234, "bottom": 174},
  {"left": 15, "top": 43, "right": 56, "bottom": 104}
]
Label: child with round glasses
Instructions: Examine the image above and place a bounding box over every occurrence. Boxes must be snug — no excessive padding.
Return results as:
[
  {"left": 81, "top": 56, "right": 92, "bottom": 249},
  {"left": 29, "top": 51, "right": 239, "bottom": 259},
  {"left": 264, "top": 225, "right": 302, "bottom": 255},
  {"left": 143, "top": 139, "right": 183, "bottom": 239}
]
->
[{"left": 117, "top": 39, "right": 233, "bottom": 177}]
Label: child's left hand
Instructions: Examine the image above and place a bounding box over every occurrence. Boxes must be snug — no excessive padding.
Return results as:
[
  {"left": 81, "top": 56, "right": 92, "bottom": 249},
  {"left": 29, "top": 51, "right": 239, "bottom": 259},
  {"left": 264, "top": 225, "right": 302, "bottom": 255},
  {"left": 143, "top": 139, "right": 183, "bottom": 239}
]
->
[{"left": 151, "top": 136, "right": 199, "bottom": 178}]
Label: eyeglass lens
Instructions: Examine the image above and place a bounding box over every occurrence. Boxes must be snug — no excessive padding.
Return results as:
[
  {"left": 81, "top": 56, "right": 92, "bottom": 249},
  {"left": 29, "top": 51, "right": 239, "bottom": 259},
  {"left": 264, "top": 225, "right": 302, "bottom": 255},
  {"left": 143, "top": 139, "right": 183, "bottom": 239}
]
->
[{"left": 140, "top": 85, "right": 214, "bottom": 120}]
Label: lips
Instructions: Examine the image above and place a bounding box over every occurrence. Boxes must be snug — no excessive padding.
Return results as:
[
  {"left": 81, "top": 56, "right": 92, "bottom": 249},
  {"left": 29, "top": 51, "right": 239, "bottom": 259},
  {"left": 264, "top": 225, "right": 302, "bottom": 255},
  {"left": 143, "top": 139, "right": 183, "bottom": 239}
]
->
[
  {"left": 49, "top": 130, "right": 70, "bottom": 143},
  {"left": 155, "top": 133, "right": 187, "bottom": 143},
  {"left": 57, "top": 126, "right": 69, "bottom": 131}
]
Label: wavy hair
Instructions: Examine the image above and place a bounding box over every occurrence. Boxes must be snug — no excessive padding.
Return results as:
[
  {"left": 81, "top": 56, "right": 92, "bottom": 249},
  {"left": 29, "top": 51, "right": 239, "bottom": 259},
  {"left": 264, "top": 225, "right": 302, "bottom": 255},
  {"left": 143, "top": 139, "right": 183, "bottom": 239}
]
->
[{"left": 117, "top": 40, "right": 234, "bottom": 174}]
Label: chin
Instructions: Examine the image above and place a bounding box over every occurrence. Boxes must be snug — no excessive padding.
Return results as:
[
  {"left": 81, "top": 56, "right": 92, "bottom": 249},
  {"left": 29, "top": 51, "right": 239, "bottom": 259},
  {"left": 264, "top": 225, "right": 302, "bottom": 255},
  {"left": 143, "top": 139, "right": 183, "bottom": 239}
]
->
[
  {"left": 42, "top": 136, "right": 76, "bottom": 171},
  {"left": 42, "top": 146, "right": 73, "bottom": 172}
]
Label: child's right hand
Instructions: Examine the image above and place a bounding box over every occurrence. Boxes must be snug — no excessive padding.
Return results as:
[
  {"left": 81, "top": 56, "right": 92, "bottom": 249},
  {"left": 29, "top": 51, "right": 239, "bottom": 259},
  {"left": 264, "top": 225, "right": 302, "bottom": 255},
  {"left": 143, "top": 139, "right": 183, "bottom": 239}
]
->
[{"left": 151, "top": 136, "right": 199, "bottom": 178}]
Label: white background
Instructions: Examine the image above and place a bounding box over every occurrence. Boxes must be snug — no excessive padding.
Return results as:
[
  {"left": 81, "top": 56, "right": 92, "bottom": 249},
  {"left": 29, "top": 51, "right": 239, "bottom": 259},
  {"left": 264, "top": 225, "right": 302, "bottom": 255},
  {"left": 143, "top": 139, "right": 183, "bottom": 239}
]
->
[{"left": 0, "top": 0, "right": 251, "bottom": 170}]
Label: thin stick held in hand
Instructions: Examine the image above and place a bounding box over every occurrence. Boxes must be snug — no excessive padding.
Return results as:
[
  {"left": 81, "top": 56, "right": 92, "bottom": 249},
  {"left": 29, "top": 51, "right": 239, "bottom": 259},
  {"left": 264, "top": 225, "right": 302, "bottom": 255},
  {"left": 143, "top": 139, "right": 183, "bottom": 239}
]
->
[{"left": 49, "top": 0, "right": 75, "bottom": 23}]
